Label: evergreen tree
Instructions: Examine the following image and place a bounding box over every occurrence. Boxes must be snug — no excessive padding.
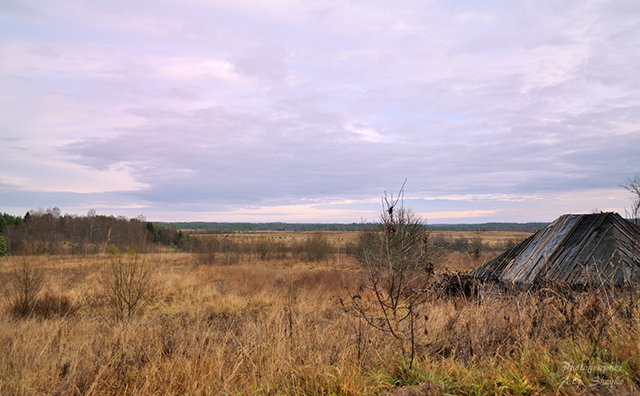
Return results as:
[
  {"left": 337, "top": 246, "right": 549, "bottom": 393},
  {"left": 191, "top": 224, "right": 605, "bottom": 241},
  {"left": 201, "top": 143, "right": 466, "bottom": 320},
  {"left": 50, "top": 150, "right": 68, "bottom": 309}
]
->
[{"left": 0, "top": 235, "right": 7, "bottom": 256}]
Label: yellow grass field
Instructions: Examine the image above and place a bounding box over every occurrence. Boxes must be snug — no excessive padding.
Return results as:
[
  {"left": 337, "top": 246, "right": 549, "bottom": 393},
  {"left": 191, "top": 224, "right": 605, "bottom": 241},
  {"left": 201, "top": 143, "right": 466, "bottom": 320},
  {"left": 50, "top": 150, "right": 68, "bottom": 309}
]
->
[
  {"left": 0, "top": 231, "right": 638, "bottom": 395},
  {"left": 189, "top": 230, "right": 530, "bottom": 249},
  {"left": 430, "top": 230, "right": 531, "bottom": 247}
]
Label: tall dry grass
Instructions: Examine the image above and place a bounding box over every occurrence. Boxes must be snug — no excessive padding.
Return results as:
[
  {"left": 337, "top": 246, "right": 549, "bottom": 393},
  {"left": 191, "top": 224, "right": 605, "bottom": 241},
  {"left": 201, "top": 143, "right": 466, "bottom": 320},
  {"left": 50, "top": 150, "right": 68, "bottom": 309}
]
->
[{"left": 0, "top": 251, "right": 638, "bottom": 395}]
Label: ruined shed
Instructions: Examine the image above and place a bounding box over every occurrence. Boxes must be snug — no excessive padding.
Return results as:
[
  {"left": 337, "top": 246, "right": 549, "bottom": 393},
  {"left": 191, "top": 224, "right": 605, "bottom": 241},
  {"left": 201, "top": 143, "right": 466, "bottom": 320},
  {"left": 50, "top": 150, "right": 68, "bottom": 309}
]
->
[{"left": 470, "top": 212, "right": 640, "bottom": 286}]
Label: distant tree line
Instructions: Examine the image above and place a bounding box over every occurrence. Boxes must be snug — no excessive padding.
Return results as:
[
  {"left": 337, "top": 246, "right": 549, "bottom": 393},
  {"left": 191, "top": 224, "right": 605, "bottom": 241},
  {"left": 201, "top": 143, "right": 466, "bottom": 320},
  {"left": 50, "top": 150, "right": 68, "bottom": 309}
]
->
[
  {"left": 160, "top": 221, "right": 547, "bottom": 233},
  {"left": 0, "top": 208, "right": 187, "bottom": 256},
  {"left": 429, "top": 222, "right": 547, "bottom": 233}
]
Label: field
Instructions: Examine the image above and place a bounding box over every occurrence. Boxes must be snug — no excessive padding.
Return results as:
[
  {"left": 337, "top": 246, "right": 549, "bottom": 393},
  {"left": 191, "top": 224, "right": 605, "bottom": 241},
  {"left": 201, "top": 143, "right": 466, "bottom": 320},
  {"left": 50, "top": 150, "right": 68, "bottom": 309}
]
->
[
  {"left": 1, "top": 231, "right": 639, "bottom": 395},
  {"left": 188, "top": 230, "right": 531, "bottom": 247}
]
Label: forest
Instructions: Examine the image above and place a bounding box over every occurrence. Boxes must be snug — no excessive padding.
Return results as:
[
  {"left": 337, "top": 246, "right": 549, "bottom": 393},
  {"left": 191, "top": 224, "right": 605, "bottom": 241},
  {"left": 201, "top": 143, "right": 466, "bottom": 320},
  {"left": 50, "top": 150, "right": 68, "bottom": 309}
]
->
[{"left": 0, "top": 208, "right": 185, "bottom": 256}]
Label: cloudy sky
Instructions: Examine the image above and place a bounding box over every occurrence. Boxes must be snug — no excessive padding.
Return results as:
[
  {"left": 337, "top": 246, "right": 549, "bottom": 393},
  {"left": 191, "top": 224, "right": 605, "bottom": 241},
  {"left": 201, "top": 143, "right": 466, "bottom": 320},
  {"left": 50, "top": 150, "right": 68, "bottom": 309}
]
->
[{"left": 1, "top": 0, "right": 639, "bottom": 223}]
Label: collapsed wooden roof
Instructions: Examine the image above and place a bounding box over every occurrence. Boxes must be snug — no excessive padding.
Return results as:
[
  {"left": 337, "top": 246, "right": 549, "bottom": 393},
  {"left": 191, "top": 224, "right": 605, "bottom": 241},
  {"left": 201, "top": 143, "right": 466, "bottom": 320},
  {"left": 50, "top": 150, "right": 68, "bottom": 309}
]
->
[{"left": 470, "top": 212, "right": 640, "bottom": 286}]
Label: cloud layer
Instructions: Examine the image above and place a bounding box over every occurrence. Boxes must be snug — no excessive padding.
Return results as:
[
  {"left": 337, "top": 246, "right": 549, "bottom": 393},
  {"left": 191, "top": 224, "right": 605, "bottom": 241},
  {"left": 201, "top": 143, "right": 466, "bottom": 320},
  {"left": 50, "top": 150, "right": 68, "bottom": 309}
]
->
[{"left": 1, "top": 0, "right": 639, "bottom": 222}]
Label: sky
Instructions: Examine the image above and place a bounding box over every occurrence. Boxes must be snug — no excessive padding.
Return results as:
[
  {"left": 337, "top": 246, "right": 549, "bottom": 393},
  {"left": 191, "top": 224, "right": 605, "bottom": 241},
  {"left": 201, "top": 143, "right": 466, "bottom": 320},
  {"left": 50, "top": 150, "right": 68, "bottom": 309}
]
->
[{"left": 1, "top": 0, "right": 639, "bottom": 223}]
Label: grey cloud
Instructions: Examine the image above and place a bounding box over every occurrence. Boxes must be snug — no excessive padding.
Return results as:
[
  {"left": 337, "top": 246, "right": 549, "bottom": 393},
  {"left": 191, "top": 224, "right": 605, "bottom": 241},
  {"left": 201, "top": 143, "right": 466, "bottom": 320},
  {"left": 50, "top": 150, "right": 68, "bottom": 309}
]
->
[{"left": 64, "top": 105, "right": 397, "bottom": 203}]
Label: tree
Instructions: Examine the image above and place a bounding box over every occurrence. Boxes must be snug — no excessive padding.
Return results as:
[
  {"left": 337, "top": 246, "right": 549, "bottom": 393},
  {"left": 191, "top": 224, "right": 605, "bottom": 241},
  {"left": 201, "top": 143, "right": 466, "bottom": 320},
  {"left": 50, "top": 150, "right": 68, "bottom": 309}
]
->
[
  {"left": 146, "top": 222, "right": 160, "bottom": 242},
  {"left": 622, "top": 174, "right": 640, "bottom": 225},
  {"left": 46, "top": 207, "right": 62, "bottom": 218},
  {"left": 0, "top": 235, "right": 7, "bottom": 256},
  {"left": 347, "top": 182, "right": 433, "bottom": 367}
]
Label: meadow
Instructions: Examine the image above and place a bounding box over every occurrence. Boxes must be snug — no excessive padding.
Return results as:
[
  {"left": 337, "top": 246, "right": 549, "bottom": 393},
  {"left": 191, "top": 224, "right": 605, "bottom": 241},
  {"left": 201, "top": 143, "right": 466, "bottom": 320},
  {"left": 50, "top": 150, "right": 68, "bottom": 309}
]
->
[{"left": 0, "top": 231, "right": 638, "bottom": 395}]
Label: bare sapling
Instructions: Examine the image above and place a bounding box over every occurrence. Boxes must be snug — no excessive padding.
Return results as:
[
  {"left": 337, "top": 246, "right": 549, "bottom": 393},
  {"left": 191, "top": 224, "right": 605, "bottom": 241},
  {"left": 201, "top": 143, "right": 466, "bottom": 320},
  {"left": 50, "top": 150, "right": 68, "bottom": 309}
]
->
[
  {"left": 99, "top": 251, "right": 155, "bottom": 320},
  {"left": 10, "top": 259, "right": 44, "bottom": 317},
  {"left": 346, "top": 181, "right": 433, "bottom": 368}
]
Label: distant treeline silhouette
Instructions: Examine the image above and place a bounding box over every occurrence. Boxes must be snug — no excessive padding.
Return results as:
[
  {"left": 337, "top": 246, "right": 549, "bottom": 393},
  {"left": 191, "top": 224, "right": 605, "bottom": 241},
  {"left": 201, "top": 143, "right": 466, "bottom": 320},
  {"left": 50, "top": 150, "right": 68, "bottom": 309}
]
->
[
  {"left": 429, "top": 222, "right": 547, "bottom": 233},
  {"left": 158, "top": 221, "right": 547, "bottom": 233}
]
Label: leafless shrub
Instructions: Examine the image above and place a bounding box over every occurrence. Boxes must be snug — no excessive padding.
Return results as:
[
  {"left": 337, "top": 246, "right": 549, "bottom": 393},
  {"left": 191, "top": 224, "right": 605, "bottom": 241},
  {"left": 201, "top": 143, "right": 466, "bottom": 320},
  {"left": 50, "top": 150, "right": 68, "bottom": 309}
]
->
[
  {"left": 343, "top": 240, "right": 361, "bottom": 257},
  {"left": 468, "top": 236, "right": 486, "bottom": 260},
  {"left": 9, "top": 259, "right": 44, "bottom": 317},
  {"left": 346, "top": 182, "right": 434, "bottom": 367},
  {"left": 194, "top": 237, "right": 219, "bottom": 265},
  {"left": 99, "top": 253, "right": 155, "bottom": 320},
  {"left": 193, "top": 236, "right": 249, "bottom": 264},
  {"left": 497, "top": 238, "right": 519, "bottom": 251},
  {"left": 293, "top": 233, "right": 334, "bottom": 262},
  {"left": 255, "top": 237, "right": 272, "bottom": 260},
  {"left": 254, "top": 237, "right": 288, "bottom": 260}
]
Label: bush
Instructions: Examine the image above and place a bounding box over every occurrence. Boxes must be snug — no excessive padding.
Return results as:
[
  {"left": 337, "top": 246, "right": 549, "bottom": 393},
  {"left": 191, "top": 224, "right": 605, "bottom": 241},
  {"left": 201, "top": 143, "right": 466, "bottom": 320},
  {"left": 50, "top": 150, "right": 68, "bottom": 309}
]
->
[
  {"left": 468, "top": 236, "right": 485, "bottom": 259},
  {"left": 498, "top": 238, "right": 519, "bottom": 251},
  {"left": 194, "top": 237, "right": 219, "bottom": 265},
  {"left": 451, "top": 236, "right": 469, "bottom": 252},
  {"left": 294, "top": 233, "right": 334, "bottom": 261},
  {"left": 255, "top": 237, "right": 272, "bottom": 260},
  {"left": 108, "top": 244, "right": 120, "bottom": 255},
  {"left": 343, "top": 241, "right": 360, "bottom": 257},
  {"left": 10, "top": 260, "right": 43, "bottom": 317},
  {"left": 218, "top": 237, "right": 241, "bottom": 255},
  {"left": 99, "top": 253, "right": 155, "bottom": 320},
  {"left": 254, "top": 237, "right": 288, "bottom": 260}
]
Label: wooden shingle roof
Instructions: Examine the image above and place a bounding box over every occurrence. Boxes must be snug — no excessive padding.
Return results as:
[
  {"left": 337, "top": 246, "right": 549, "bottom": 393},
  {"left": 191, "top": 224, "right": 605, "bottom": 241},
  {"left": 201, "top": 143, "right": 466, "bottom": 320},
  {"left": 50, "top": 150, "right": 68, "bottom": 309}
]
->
[{"left": 470, "top": 212, "right": 640, "bottom": 286}]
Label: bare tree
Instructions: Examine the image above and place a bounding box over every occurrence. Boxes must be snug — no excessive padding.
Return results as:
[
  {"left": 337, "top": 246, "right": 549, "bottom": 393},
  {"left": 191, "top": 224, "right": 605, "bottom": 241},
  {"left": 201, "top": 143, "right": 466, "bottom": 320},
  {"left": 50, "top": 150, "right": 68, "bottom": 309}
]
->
[
  {"left": 622, "top": 174, "right": 640, "bottom": 225},
  {"left": 347, "top": 181, "right": 433, "bottom": 367}
]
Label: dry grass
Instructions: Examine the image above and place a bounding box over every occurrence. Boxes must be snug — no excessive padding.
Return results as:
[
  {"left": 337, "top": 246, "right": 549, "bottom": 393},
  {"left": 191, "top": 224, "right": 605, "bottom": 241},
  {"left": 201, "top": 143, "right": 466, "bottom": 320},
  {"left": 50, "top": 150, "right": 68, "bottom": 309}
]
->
[
  {"left": 0, "top": 245, "right": 638, "bottom": 395},
  {"left": 190, "top": 230, "right": 530, "bottom": 249},
  {"left": 429, "top": 231, "right": 530, "bottom": 248}
]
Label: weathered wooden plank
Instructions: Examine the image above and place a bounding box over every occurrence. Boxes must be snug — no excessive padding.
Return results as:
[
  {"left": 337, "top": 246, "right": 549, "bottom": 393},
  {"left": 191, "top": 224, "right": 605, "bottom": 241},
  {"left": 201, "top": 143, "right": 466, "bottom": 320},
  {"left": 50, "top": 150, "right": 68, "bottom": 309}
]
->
[
  {"left": 506, "top": 215, "right": 578, "bottom": 283},
  {"left": 470, "top": 212, "right": 640, "bottom": 287},
  {"left": 553, "top": 213, "right": 609, "bottom": 282}
]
